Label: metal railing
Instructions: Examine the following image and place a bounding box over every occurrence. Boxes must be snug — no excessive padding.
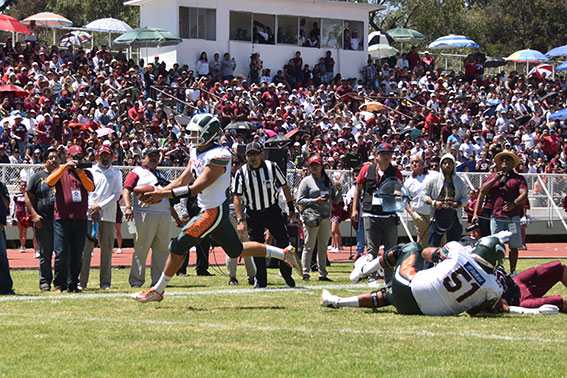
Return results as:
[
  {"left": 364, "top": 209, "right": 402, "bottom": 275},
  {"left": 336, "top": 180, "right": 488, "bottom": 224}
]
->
[{"left": 3, "top": 164, "right": 566, "bottom": 227}]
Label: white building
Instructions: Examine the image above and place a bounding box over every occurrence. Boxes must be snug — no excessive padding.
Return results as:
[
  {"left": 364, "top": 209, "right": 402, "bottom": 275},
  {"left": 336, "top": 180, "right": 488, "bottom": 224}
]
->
[{"left": 125, "top": 0, "right": 384, "bottom": 79}]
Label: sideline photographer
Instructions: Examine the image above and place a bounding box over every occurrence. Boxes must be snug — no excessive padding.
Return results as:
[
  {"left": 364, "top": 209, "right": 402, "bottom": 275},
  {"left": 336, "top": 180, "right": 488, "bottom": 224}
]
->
[
  {"left": 46, "top": 145, "right": 95, "bottom": 293},
  {"left": 476, "top": 150, "right": 527, "bottom": 275}
]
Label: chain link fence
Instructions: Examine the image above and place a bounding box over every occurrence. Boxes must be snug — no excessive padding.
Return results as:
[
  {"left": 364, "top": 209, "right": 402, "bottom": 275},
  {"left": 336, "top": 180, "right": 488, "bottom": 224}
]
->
[{"left": 2, "top": 164, "right": 566, "bottom": 225}]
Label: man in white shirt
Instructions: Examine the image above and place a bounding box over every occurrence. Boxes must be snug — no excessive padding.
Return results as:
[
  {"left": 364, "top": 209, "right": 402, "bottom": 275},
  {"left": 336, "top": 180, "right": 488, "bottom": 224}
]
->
[
  {"left": 404, "top": 155, "right": 433, "bottom": 248},
  {"left": 80, "top": 146, "right": 122, "bottom": 290}
]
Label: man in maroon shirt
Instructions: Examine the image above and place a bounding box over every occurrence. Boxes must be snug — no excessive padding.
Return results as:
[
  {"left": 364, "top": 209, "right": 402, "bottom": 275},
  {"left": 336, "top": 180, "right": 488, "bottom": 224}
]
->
[
  {"left": 46, "top": 145, "right": 94, "bottom": 293},
  {"left": 479, "top": 151, "right": 528, "bottom": 274}
]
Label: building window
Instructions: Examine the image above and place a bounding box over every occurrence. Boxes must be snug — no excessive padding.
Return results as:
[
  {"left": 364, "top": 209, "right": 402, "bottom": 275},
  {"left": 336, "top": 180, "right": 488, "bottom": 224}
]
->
[
  {"left": 299, "top": 17, "right": 320, "bottom": 48},
  {"left": 343, "top": 20, "right": 364, "bottom": 50},
  {"left": 321, "top": 19, "right": 343, "bottom": 49},
  {"left": 277, "top": 15, "right": 298, "bottom": 45},
  {"left": 179, "top": 7, "right": 216, "bottom": 41},
  {"left": 253, "top": 13, "right": 275, "bottom": 44},
  {"left": 230, "top": 11, "right": 252, "bottom": 41}
]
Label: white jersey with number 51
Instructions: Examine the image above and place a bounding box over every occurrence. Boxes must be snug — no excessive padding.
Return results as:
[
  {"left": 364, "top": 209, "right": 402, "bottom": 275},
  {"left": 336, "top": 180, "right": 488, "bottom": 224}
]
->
[{"left": 411, "top": 241, "right": 503, "bottom": 316}]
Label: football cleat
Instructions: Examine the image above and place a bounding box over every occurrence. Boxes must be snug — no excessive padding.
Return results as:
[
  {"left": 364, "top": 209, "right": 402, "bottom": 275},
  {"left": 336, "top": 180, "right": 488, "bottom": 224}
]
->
[
  {"left": 283, "top": 246, "right": 302, "bottom": 277},
  {"left": 349, "top": 253, "right": 376, "bottom": 283},
  {"left": 320, "top": 289, "right": 340, "bottom": 309},
  {"left": 132, "top": 288, "right": 164, "bottom": 303}
]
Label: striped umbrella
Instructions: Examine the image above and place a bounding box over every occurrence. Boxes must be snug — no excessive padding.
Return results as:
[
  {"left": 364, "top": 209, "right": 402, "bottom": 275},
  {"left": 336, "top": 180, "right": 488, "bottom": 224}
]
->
[
  {"left": 427, "top": 34, "right": 478, "bottom": 49},
  {"left": 505, "top": 49, "right": 549, "bottom": 63},
  {"left": 58, "top": 30, "right": 92, "bottom": 47},
  {"left": 527, "top": 64, "right": 553, "bottom": 79},
  {"left": 368, "top": 44, "right": 398, "bottom": 59},
  {"left": 21, "top": 12, "right": 73, "bottom": 27}
]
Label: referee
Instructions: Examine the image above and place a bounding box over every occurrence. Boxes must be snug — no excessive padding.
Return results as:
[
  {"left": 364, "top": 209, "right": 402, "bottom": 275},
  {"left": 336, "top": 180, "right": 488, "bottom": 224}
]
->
[{"left": 233, "top": 141, "right": 296, "bottom": 288}]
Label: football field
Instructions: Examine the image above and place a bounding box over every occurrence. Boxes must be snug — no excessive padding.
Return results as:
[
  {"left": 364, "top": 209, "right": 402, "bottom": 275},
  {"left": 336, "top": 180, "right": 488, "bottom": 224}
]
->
[{"left": 1, "top": 259, "right": 566, "bottom": 377}]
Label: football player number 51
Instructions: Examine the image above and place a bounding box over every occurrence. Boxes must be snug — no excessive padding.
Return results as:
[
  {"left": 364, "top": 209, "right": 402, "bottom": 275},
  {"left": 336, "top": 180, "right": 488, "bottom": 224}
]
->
[{"left": 443, "top": 267, "right": 480, "bottom": 303}]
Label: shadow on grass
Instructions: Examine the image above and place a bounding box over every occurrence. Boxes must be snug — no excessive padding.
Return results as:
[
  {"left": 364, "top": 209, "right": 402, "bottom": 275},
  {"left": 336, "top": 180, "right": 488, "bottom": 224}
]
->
[{"left": 235, "top": 306, "right": 286, "bottom": 310}]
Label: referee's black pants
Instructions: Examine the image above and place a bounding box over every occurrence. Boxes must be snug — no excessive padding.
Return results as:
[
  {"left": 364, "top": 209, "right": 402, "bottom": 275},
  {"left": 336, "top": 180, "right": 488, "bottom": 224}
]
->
[{"left": 246, "top": 204, "right": 294, "bottom": 288}]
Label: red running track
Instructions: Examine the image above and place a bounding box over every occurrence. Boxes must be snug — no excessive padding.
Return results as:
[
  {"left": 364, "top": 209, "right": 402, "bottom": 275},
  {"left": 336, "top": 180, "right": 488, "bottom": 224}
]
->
[{"left": 7, "top": 243, "right": 567, "bottom": 270}]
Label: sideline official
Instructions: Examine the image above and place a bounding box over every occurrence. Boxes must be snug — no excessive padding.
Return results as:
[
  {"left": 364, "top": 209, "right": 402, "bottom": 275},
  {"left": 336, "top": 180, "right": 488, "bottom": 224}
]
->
[{"left": 233, "top": 141, "right": 296, "bottom": 288}]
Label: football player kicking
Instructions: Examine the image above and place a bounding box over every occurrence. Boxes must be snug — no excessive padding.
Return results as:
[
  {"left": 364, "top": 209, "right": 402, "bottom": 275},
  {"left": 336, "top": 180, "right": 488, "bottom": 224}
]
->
[
  {"left": 132, "top": 113, "right": 301, "bottom": 303},
  {"left": 322, "top": 237, "right": 506, "bottom": 316}
]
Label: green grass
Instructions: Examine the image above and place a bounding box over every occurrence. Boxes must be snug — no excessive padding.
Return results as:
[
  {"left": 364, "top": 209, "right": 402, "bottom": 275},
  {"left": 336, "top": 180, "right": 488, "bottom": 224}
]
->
[{"left": 1, "top": 259, "right": 567, "bottom": 377}]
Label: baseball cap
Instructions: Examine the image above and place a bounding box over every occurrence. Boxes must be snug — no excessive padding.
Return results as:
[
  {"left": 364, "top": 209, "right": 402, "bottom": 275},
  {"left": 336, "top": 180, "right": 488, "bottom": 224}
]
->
[
  {"left": 245, "top": 141, "right": 263, "bottom": 154},
  {"left": 142, "top": 147, "right": 160, "bottom": 156},
  {"left": 376, "top": 143, "right": 394, "bottom": 153},
  {"left": 308, "top": 155, "right": 322, "bottom": 165},
  {"left": 97, "top": 146, "right": 112, "bottom": 155},
  {"left": 67, "top": 145, "right": 84, "bottom": 156}
]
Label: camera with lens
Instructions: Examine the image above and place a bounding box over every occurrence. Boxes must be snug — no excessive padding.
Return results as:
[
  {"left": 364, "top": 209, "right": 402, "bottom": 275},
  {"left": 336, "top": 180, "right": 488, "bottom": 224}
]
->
[
  {"left": 466, "top": 220, "right": 480, "bottom": 232},
  {"left": 498, "top": 171, "right": 511, "bottom": 185},
  {"left": 70, "top": 153, "right": 92, "bottom": 169}
]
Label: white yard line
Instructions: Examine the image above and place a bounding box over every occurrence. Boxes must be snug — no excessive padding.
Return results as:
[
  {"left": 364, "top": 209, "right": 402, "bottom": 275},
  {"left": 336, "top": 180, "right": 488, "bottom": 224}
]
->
[
  {"left": 0, "top": 311, "right": 564, "bottom": 345},
  {"left": 0, "top": 283, "right": 373, "bottom": 302}
]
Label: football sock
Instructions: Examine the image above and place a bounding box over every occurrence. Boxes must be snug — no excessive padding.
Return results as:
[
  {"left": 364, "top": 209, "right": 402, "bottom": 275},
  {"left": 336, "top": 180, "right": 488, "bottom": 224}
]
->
[
  {"left": 337, "top": 296, "right": 360, "bottom": 308},
  {"left": 154, "top": 273, "right": 172, "bottom": 294},
  {"left": 265, "top": 245, "right": 285, "bottom": 260}
]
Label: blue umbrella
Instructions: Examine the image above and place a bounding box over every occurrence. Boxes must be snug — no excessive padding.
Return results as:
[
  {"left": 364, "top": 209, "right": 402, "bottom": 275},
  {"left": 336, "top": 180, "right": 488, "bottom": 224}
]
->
[
  {"left": 427, "top": 34, "right": 479, "bottom": 49},
  {"left": 556, "top": 61, "right": 567, "bottom": 71},
  {"left": 457, "top": 160, "right": 476, "bottom": 173},
  {"left": 546, "top": 45, "right": 567, "bottom": 57},
  {"left": 549, "top": 108, "right": 567, "bottom": 121}
]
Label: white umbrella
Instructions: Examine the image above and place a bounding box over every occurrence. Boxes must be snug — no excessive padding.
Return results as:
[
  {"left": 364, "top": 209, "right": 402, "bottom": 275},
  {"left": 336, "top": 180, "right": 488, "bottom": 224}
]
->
[{"left": 84, "top": 17, "right": 133, "bottom": 47}]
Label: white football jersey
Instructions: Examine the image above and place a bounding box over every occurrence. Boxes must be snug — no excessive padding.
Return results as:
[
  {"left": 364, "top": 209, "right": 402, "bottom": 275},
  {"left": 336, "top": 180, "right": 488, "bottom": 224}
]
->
[
  {"left": 410, "top": 241, "right": 503, "bottom": 316},
  {"left": 190, "top": 145, "right": 232, "bottom": 210}
]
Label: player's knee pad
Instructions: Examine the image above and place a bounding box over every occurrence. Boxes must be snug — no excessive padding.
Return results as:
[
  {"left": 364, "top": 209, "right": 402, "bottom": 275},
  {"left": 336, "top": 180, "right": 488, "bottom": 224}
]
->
[{"left": 371, "top": 288, "right": 390, "bottom": 309}]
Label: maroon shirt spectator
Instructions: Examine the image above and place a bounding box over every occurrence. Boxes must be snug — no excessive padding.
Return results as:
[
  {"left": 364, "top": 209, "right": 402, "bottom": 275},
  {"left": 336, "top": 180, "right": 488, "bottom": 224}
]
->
[{"left": 486, "top": 171, "right": 528, "bottom": 218}]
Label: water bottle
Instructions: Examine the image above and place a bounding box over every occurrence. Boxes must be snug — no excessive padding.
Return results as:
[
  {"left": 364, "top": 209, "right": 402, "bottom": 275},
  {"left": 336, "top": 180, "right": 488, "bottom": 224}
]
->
[
  {"left": 127, "top": 220, "right": 137, "bottom": 234},
  {"left": 90, "top": 220, "right": 99, "bottom": 239}
]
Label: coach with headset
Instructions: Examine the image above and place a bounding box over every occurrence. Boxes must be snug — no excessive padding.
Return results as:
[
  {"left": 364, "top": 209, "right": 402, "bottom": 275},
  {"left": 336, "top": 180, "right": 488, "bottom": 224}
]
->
[{"left": 233, "top": 141, "right": 296, "bottom": 288}]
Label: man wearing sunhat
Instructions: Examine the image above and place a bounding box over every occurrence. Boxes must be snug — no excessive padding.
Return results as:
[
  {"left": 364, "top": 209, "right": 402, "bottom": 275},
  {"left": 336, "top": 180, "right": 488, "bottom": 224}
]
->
[
  {"left": 477, "top": 150, "right": 527, "bottom": 275},
  {"left": 351, "top": 142, "right": 403, "bottom": 285}
]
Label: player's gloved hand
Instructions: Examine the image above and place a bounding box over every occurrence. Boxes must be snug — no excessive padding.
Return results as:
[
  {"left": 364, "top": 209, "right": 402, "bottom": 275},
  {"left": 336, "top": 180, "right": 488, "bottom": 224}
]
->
[{"left": 538, "top": 304, "right": 560, "bottom": 315}]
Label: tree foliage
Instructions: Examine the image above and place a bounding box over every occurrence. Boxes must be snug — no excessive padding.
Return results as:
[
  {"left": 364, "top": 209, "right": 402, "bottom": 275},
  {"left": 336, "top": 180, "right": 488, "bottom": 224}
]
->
[{"left": 368, "top": 0, "right": 567, "bottom": 56}]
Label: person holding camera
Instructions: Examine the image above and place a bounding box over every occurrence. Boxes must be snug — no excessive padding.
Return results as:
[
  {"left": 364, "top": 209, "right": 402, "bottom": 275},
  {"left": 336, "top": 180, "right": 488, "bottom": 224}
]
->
[
  {"left": 476, "top": 151, "right": 527, "bottom": 275},
  {"left": 351, "top": 143, "right": 403, "bottom": 285},
  {"left": 46, "top": 145, "right": 95, "bottom": 293},
  {"left": 421, "top": 153, "right": 468, "bottom": 248},
  {"left": 297, "top": 155, "right": 342, "bottom": 282}
]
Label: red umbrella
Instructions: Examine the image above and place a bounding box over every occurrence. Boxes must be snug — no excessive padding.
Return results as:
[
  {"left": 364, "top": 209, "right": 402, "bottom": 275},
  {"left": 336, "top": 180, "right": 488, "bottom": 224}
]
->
[
  {"left": 0, "top": 84, "right": 29, "bottom": 98},
  {"left": 528, "top": 64, "right": 553, "bottom": 79},
  {"left": 0, "top": 14, "right": 32, "bottom": 34}
]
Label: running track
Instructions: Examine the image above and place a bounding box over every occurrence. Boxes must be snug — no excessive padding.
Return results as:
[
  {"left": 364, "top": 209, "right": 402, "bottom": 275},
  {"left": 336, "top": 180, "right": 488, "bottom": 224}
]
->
[{"left": 7, "top": 243, "right": 567, "bottom": 270}]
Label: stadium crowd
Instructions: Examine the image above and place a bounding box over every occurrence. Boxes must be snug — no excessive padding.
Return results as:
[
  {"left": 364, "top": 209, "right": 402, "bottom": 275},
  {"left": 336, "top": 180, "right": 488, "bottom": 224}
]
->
[{"left": 1, "top": 37, "right": 567, "bottom": 298}]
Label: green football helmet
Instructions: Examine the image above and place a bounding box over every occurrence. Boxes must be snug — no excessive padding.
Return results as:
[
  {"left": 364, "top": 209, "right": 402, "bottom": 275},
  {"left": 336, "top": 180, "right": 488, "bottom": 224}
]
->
[
  {"left": 471, "top": 236, "right": 506, "bottom": 273},
  {"left": 187, "top": 113, "right": 221, "bottom": 147}
]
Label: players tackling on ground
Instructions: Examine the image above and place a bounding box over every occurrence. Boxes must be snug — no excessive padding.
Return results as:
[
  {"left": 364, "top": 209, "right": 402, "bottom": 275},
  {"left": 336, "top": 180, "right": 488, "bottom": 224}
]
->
[
  {"left": 322, "top": 237, "right": 507, "bottom": 315},
  {"left": 132, "top": 113, "right": 301, "bottom": 303}
]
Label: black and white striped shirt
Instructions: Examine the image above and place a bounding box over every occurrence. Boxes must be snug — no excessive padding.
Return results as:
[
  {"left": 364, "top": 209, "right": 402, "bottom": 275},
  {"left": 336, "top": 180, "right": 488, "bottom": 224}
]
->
[{"left": 232, "top": 160, "right": 287, "bottom": 211}]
